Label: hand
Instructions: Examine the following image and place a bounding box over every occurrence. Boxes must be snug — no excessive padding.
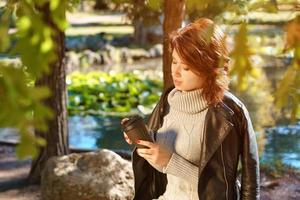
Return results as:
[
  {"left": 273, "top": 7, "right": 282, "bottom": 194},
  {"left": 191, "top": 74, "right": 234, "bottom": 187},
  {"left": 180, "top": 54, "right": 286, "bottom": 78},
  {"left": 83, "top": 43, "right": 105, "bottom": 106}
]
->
[
  {"left": 123, "top": 132, "right": 132, "bottom": 145},
  {"left": 121, "top": 118, "right": 133, "bottom": 145},
  {"left": 136, "top": 140, "right": 172, "bottom": 168}
]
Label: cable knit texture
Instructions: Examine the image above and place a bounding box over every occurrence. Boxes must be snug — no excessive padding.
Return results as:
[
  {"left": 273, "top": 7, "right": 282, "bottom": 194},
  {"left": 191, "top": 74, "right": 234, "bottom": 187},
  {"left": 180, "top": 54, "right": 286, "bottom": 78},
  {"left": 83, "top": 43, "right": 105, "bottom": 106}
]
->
[{"left": 151, "top": 88, "right": 208, "bottom": 200}]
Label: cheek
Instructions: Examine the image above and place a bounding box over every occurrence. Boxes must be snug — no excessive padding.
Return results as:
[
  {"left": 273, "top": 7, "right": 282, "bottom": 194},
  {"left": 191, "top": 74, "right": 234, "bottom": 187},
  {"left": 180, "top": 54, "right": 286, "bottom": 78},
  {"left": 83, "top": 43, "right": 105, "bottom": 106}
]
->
[{"left": 190, "top": 75, "right": 205, "bottom": 87}]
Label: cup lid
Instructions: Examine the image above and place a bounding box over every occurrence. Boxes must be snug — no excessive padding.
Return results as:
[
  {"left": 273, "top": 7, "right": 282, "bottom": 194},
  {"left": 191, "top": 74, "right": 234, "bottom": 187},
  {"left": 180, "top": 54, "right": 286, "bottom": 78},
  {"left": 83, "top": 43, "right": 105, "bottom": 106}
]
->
[{"left": 121, "top": 115, "right": 143, "bottom": 131}]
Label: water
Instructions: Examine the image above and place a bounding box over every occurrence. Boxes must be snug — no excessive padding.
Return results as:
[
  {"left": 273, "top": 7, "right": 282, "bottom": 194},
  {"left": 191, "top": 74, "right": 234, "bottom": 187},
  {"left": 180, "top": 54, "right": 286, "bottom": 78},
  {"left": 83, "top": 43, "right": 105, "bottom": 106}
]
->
[
  {"left": 1, "top": 115, "right": 299, "bottom": 169},
  {"left": 260, "top": 122, "right": 300, "bottom": 169},
  {"left": 69, "top": 115, "right": 300, "bottom": 169},
  {"left": 69, "top": 115, "right": 132, "bottom": 151}
]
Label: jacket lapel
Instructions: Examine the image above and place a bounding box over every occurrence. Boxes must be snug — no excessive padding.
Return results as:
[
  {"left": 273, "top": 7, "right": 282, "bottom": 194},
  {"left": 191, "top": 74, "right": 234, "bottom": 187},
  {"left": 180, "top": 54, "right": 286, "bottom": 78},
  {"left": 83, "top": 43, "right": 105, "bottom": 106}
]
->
[{"left": 198, "top": 103, "right": 234, "bottom": 175}]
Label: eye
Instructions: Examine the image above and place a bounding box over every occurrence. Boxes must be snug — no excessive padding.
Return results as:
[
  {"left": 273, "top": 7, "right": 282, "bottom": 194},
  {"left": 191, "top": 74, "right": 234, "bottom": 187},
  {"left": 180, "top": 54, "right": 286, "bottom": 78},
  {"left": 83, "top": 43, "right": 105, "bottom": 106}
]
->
[
  {"left": 183, "top": 67, "right": 189, "bottom": 71},
  {"left": 172, "top": 60, "right": 177, "bottom": 64}
]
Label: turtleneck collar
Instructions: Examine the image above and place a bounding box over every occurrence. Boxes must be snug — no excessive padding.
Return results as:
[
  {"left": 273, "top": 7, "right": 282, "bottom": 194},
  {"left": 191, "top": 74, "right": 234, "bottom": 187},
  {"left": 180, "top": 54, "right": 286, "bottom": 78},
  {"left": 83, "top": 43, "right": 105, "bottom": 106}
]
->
[{"left": 167, "top": 88, "right": 208, "bottom": 114}]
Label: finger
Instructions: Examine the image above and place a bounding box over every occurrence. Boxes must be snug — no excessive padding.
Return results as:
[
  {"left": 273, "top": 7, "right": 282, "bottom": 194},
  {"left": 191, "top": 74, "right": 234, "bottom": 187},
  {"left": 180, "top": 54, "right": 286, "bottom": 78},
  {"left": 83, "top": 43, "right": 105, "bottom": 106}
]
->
[
  {"left": 137, "top": 151, "right": 153, "bottom": 160},
  {"left": 121, "top": 118, "right": 129, "bottom": 125},
  {"left": 137, "top": 148, "right": 152, "bottom": 155},
  {"left": 137, "top": 140, "right": 155, "bottom": 148},
  {"left": 123, "top": 132, "right": 132, "bottom": 144},
  {"left": 126, "top": 138, "right": 132, "bottom": 144}
]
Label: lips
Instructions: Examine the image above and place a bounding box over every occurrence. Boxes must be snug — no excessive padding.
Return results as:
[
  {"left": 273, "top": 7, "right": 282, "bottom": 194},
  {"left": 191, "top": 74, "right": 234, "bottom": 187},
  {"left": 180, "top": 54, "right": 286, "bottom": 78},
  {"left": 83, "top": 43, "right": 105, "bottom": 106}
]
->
[{"left": 173, "top": 79, "right": 182, "bottom": 85}]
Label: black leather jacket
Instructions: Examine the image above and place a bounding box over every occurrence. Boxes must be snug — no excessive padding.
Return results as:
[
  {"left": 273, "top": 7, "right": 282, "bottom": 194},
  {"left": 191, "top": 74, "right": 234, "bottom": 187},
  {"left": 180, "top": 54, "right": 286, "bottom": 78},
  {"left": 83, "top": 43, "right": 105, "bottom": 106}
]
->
[{"left": 132, "top": 87, "right": 260, "bottom": 200}]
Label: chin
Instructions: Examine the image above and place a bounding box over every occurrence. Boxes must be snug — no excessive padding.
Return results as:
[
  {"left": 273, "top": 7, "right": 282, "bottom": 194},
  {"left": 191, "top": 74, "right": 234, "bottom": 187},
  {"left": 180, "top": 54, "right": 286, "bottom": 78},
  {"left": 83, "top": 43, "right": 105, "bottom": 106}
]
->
[{"left": 174, "top": 85, "right": 182, "bottom": 91}]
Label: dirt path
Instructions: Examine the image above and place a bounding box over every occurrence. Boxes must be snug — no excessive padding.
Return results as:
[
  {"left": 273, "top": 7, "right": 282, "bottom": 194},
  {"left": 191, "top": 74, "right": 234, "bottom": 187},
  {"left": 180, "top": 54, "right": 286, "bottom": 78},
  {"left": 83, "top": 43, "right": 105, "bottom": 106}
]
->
[
  {"left": 0, "top": 145, "right": 299, "bottom": 200},
  {"left": 0, "top": 146, "right": 40, "bottom": 200}
]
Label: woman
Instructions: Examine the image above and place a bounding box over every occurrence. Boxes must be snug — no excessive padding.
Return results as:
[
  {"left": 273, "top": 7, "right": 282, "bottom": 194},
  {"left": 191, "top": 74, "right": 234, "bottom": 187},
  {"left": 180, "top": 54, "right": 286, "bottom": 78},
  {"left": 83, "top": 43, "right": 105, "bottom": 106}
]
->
[{"left": 123, "top": 18, "right": 260, "bottom": 200}]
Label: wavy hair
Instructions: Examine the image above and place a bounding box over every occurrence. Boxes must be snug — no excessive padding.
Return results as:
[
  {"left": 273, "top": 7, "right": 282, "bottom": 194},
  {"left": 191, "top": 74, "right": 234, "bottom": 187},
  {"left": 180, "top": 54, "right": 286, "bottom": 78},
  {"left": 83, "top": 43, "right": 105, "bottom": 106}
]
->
[{"left": 169, "top": 18, "right": 230, "bottom": 106}]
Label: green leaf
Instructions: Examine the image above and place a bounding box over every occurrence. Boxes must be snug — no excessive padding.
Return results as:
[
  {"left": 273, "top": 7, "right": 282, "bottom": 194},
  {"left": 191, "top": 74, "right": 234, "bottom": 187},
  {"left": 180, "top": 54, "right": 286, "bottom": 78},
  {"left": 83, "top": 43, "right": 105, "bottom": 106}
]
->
[
  {"left": 33, "top": 86, "right": 51, "bottom": 100},
  {"left": 229, "top": 22, "right": 255, "bottom": 91},
  {"left": 0, "top": 8, "right": 10, "bottom": 52},
  {"left": 40, "top": 38, "right": 53, "bottom": 53},
  {"left": 146, "top": 0, "right": 161, "bottom": 11},
  {"left": 50, "top": 0, "right": 60, "bottom": 10},
  {"left": 16, "top": 131, "right": 38, "bottom": 159},
  {"left": 17, "top": 16, "right": 31, "bottom": 31}
]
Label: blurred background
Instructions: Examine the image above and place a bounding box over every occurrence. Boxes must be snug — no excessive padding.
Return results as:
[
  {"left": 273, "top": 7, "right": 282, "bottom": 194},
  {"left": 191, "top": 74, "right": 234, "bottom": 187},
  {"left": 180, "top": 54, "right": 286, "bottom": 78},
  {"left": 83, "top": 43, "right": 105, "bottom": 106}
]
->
[{"left": 0, "top": 0, "right": 299, "bottom": 199}]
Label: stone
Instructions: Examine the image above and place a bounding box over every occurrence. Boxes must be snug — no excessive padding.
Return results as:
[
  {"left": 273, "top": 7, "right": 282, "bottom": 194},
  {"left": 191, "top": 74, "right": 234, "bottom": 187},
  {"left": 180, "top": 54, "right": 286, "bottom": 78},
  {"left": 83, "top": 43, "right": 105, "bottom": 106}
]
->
[
  {"left": 65, "top": 51, "right": 80, "bottom": 71},
  {"left": 82, "top": 49, "right": 102, "bottom": 66},
  {"left": 41, "top": 149, "right": 134, "bottom": 200},
  {"left": 148, "top": 44, "right": 163, "bottom": 58}
]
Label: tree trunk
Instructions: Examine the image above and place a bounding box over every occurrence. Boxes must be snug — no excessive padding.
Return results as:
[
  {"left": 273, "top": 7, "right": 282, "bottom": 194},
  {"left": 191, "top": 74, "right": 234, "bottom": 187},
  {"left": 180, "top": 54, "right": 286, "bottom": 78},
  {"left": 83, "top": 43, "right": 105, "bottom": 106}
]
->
[
  {"left": 133, "top": 19, "right": 147, "bottom": 45},
  {"left": 132, "top": 0, "right": 147, "bottom": 45},
  {"left": 28, "top": 3, "right": 69, "bottom": 184},
  {"left": 163, "top": 0, "right": 186, "bottom": 89}
]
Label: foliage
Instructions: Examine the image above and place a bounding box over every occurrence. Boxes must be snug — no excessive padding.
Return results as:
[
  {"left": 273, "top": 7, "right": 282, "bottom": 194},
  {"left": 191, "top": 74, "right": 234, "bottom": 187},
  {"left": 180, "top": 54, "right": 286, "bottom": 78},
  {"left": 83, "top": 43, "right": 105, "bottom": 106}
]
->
[
  {"left": 186, "top": 0, "right": 248, "bottom": 20},
  {"left": 0, "top": 63, "right": 51, "bottom": 158},
  {"left": 111, "top": 0, "right": 249, "bottom": 23},
  {"left": 67, "top": 71, "right": 162, "bottom": 116},
  {"left": 1, "top": 0, "right": 300, "bottom": 160},
  {"left": 0, "top": 0, "right": 69, "bottom": 159},
  {"left": 111, "top": 0, "right": 161, "bottom": 26},
  {"left": 111, "top": 0, "right": 299, "bottom": 121},
  {"left": 230, "top": 22, "right": 260, "bottom": 91},
  {"left": 275, "top": 15, "right": 300, "bottom": 121},
  {"left": 230, "top": 64, "right": 275, "bottom": 155}
]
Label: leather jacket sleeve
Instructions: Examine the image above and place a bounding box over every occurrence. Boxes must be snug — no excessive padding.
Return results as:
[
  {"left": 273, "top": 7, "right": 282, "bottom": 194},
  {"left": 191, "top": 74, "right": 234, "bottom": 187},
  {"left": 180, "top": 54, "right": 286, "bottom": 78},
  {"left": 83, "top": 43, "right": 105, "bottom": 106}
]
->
[{"left": 240, "top": 105, "right": 260, "bottom": 200}]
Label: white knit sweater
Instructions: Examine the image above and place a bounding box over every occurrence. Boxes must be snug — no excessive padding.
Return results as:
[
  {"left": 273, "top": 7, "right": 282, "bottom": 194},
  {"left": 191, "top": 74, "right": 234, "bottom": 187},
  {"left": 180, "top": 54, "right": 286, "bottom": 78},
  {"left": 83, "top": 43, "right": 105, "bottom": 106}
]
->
[{"left": 150, "top": 88, "right": 209, "bottom": 200}]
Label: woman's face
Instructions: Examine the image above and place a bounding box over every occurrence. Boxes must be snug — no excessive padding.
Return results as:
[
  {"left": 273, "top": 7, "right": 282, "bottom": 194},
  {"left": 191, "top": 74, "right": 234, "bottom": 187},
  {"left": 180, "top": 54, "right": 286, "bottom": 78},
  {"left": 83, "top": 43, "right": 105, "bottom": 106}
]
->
[{"left": 171, "top": 49, "right": 205, "bottom": 91}]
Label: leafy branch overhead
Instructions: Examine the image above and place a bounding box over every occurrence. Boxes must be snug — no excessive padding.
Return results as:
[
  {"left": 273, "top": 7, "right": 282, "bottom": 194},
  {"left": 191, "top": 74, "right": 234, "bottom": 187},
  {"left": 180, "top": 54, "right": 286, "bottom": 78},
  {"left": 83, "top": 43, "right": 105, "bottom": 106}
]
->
[
  {"left": 0, "top": 0, "right": 69, "bottom": 158},
  {"left": 275, "top": 15, "right": 300, "bottom": 121},
  {"left": 229, "top": 22, "right": 259, "bottom": 91},
  {"left": 1, "top": 0, "right": 300, "bottom": 160}
]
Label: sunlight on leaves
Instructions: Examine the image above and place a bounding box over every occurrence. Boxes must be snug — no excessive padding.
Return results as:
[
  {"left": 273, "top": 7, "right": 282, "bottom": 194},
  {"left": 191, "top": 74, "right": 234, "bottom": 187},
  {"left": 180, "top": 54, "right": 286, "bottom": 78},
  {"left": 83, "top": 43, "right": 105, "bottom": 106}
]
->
[
  {"left": 0, "top": 0, "right": 69, "bottom": 159},
  {"left": 0, "top": 8, "right": 10, "bottom": 52},
  {"left": 229, "top": 22, "right": 258, "bottom": 91},
  {"left": 146, "top": 0, "right": 161, "bottom": 11},
  {"left": 275, "top": 15, "right": 300, "bottom": 121}
]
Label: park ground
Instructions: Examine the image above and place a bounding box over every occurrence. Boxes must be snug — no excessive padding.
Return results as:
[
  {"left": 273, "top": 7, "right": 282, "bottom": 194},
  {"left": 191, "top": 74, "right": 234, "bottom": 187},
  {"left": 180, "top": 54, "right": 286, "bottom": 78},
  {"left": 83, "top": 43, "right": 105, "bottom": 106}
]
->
[{"left": 0, "top": 145, "right": 299, "bottom": 200}]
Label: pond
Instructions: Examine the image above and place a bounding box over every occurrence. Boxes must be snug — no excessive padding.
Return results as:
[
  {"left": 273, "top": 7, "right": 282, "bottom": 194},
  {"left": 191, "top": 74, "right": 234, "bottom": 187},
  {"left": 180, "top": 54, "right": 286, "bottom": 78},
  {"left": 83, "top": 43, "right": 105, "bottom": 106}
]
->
[
  {"left": 69, "top": 115, "right": 132, "bottom": 152},
  {"left": 69, "top": 115, "right": 300, "bottom": 170},
  {"left": 260, "top": 122, "right": 300, "bottom": 169}
]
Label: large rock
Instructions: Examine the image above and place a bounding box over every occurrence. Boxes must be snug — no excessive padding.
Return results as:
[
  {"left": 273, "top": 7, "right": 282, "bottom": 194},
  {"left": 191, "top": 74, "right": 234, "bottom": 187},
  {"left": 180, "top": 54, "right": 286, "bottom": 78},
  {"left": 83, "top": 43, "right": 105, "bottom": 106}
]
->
[{"left": 41, "top": 149, "right": 134, "bottom": 200}]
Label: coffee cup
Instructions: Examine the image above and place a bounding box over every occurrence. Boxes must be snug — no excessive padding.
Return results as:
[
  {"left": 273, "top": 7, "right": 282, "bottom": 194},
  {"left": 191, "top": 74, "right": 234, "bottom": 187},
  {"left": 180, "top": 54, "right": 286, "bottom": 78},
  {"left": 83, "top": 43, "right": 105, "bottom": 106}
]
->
[{"left": 121, "top": 115, "right": 153, "bottom": 148}]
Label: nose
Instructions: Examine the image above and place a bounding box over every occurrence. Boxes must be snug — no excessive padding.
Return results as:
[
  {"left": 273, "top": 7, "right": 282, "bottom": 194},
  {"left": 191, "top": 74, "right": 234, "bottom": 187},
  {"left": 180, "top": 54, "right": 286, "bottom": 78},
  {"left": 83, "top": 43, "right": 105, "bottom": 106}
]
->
[{"left": 171, "top": 64, "right": 181, "bottom": 78}]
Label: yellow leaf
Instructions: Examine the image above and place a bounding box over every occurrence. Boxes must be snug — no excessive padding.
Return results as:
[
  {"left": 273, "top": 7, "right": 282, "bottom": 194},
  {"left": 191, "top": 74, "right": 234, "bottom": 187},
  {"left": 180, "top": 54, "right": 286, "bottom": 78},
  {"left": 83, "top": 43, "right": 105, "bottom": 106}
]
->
[
  {"left": 146, "top": 0, "right": 161, "bottom": 11},
  {"left": 17, "top": 16, "right": 31, "bottom": 31},
  {"left": 284, "top": 15, "right": 300, "bottom": 51},
  {"left": 50, "top": 0, "right": 60, "bottom": 10},
  {"left": 40, "top": 38, "right": 53, "bottom": 53},
  {"left": 36, "top": 136, "right": 46, "bottom": 146},
  {"left": 16, "top": 131, "right": 38, "bottom": 159}
]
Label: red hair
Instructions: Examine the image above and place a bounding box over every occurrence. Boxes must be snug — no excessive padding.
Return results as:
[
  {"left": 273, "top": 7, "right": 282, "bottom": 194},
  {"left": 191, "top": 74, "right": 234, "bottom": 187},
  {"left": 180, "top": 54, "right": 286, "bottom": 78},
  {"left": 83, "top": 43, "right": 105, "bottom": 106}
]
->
[{"left": 169, "top": 18, "right": 230, "bottom": 106}]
